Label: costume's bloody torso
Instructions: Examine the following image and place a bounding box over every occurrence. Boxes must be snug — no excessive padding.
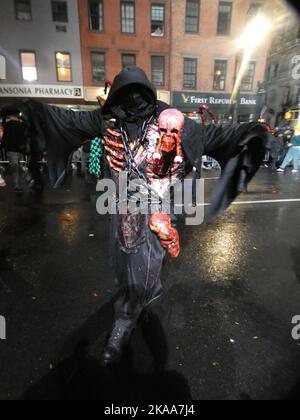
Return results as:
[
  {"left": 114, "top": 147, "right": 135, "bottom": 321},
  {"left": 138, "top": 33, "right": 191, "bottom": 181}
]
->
[{"left": 103, "top": 118, "right": 185, "bottom": 255}]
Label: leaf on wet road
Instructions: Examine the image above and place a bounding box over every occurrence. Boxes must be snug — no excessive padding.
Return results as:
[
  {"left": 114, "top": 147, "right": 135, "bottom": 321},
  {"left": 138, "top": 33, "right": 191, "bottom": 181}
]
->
[
  {"left": 272, "top": 186, "right": 280, "bottom": 194},
  {"left": 58, "top": 213, "right": 74, "bottom": 223}
]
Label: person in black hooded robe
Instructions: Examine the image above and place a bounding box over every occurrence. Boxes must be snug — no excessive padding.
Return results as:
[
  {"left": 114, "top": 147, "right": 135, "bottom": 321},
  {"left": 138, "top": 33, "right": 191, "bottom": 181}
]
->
[{"left": 0, "top": 66, "right": 269, "bottom": 364}]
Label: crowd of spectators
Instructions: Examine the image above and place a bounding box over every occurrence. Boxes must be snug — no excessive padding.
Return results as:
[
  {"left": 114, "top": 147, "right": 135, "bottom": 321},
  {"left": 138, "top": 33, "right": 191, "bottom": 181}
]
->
[{"left": 265, "top": 124, "right": 300, "bottom": 173}]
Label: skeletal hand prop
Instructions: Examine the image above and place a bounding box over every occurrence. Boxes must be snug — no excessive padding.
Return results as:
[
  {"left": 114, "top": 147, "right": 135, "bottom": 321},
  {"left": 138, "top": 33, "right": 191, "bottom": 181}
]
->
[
  {"left": 152, "top": 109, "right": 185, "bottom": 176},
  {"left": 149, "top": 212, "right": 180, "bottom": 259},
  {"left": 103, "top": 128, "right": 127, "bottom": 172},
  {"left": 97, "top": 80, "right": 112, "bottom": 108},
  {"left": 199, "top": 104, "right": 218, "bottom": 125}
]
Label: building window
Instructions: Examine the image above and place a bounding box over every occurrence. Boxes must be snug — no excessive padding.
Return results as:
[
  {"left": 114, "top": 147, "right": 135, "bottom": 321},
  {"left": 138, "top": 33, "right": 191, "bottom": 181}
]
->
[
  {"left": 52, "top": 1, "right": 68, "bottom": 23},
  {"left": 20, "top": 51, "right": 37, "bottom": 82},
  {"left": 56, "top": 52, "right": 72, "bottom": 82},
  {"left": 217, "top": 1, "right": 232, "bottom": 36},
  {"left": 266, "top": 65, "right": 271, "bottom": 81},
  {"left": 213, "top": 60, "right": 227, "bottom": 90},
  {"left": 15, "top": 0, "right": 32, "bottom": 21},
  {"left": 122, "top": 54, "right": 136, "bottom": 69},
  {"left": 0, "top": 55, "right": 6, "bottom": 80},
  {"left": 89, "top": 0, "right": 104, "bottom": 32},
  {"left": 241, "top": 61, "right": 256, "bottom": 91},
  {"left": 185, "top": 0, "right": 200, "bottom": 33},
  {"left": 183, "top": 58, "right": 197, "bottom": 89},
  {"left": 296, "top": 87, "right": 300, "bottom": 104},
  {"left": 274, "top": 63, "right": 280, "bottom": 78},
  {"left": 151, "top": 56, "right": 165, "bottom": 87},
  {"left": 151, "top": 4, "right": 165, "bottom": 37},
  {"left": 121, "top": 1, "right": 135, "bottom": 34},
  {"left": 91, "top": 52, "right": 106, "bottom": 84}
]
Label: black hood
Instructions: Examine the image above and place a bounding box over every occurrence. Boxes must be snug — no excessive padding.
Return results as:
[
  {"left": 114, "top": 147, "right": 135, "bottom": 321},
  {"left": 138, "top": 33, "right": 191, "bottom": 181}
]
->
[{"left": 101, "top": 66, "right": 157, "bottom": 123}]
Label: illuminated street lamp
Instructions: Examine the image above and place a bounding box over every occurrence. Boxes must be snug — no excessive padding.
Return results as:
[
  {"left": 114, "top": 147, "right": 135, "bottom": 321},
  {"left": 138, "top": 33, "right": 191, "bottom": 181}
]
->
[{"left": 231, "top": 14, "right": 272, "bottom": 122}]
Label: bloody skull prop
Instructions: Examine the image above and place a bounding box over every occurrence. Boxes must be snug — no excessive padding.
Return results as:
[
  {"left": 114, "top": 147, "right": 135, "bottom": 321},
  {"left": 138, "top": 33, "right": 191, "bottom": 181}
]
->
[{"left": 154, "top": 109, "right": 185, "bottom": 164}]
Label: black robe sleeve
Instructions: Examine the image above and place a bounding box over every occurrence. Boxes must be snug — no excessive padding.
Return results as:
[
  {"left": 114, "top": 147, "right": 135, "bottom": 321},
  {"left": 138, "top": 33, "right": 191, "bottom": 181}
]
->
[
  {"left": 181, "top": 120, "right": 269, "bottom": 221},
  {"left": 1, "top": 100, "right": 103, "bottom": 187}
]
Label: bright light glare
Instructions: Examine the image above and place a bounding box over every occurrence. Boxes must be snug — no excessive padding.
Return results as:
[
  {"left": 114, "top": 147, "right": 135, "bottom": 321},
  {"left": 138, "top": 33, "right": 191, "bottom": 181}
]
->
[
  {"left": 231, "top": 14, "right": 272, "bottom": 105},
  {"left": 237, "top": 14, "right": 272, "bottom": 52}
]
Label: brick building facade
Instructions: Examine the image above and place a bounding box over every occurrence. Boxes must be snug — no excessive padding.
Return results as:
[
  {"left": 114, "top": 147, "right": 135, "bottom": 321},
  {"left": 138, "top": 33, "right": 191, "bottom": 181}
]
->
[
  {"left": 78, "top": 0, "right": 171, "bottom": 104},
  {"left": 0, "top": 0, "right": 274, "bottom": 115}
]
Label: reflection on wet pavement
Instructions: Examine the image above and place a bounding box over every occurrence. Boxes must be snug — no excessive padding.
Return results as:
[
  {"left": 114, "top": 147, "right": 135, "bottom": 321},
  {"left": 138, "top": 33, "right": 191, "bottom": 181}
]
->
[{"left": 0, "top": 170, "right": 300, "bottom": 400}]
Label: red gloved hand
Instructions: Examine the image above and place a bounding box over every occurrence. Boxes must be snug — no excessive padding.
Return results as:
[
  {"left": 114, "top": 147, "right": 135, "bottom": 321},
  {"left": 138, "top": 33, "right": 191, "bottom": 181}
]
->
[{"left": 149, "top": 212, "right": 180, "bottom": 259}]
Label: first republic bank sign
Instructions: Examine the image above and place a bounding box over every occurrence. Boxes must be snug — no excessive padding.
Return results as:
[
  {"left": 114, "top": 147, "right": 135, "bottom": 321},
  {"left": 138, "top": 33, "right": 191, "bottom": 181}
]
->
[
  {"left": 0, "top": 84, "right": 84, "bottom": 99},
  {"left": 173, "top": 92, "right": 259, "bottom": 109}
]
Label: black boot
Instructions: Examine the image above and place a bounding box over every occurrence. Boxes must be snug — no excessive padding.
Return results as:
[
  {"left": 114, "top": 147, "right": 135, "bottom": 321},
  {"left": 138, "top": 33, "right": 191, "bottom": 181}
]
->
[{"left": 102, "top": 322, "right": 134, "bottom": 365}]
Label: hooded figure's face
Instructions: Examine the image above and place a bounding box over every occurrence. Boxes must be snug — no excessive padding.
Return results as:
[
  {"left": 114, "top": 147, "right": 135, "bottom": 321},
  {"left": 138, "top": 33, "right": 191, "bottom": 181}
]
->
[
  {"left": 102, "top": 66, "right": 157, "bottom": 124},
  {"left": 110, "top": 85, "right": 156, "bottom": 123},
  {"left": 123, "top": 92, "right": 145, "bottom": 109}
]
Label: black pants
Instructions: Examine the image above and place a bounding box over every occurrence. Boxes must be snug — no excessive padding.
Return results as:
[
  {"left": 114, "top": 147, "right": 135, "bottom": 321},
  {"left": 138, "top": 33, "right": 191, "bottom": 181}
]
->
[{"left": 110, "top": 214, "right": 165, "bottom": 329}]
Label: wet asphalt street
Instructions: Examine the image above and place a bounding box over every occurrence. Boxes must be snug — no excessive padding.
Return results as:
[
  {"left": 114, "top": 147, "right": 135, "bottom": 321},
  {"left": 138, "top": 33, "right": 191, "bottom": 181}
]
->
[{"left": 0, "top": 167, "right": 300, "bottom": 400}]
